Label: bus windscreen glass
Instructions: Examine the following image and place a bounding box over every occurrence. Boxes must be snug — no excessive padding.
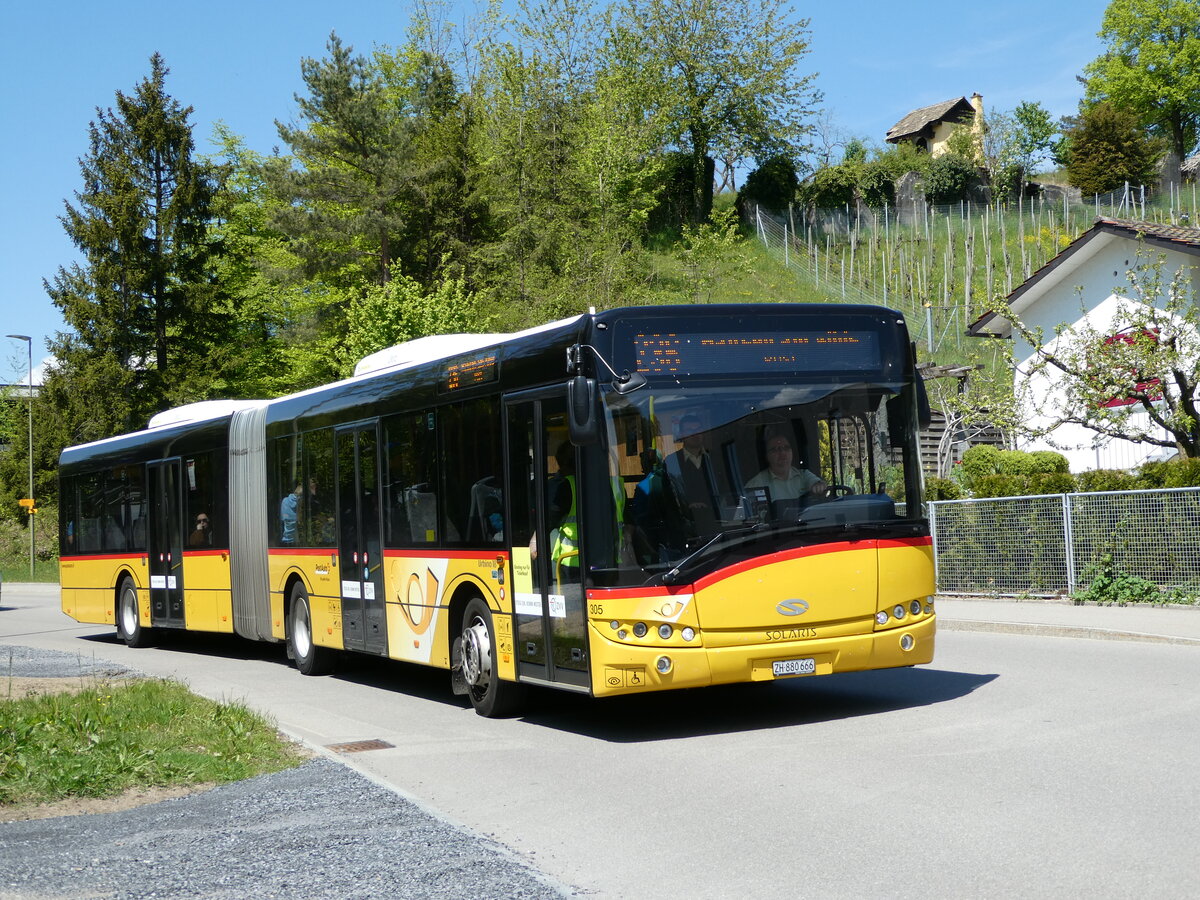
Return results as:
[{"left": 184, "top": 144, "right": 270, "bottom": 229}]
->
[{"left": 633, "top": 331, "right": 881, "bottom": 376}]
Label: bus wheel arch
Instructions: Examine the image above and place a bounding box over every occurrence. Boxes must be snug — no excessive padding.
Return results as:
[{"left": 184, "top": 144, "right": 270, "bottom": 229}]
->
[
  {"left": 456, "top": 592, "right": 524, "bottom": 718},
  {"left": 286, "top": 578, "right": 334, "bottom": 676},
  {"left": 115, "top": 574, "right": 153, "bottom": 648}
]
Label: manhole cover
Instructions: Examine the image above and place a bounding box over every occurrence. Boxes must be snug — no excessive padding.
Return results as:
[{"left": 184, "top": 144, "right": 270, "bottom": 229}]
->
[{"left": 326, "top": 739, "right": 395, "bottom": 753}]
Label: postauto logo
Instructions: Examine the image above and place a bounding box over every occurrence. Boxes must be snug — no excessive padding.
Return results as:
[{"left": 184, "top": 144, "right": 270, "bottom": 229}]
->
[{"left": 776, "top": 599, "right": 809, "bottom": 616}]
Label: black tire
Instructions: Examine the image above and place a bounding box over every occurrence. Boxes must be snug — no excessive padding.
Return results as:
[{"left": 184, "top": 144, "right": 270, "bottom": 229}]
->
[
  {"left": 116, "top": 577, "right": 153, "bottom": 648},
  {"left": 288, "top": 582, "right": 334, "bottom": 676},
  {"left": 460, "top": 597, "right": 524, "bottom": 718}
]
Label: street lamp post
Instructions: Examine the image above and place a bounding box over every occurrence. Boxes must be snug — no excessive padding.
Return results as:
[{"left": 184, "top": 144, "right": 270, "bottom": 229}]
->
[{"left": 6, "top": 334, "right": 33, "bottom": 579}]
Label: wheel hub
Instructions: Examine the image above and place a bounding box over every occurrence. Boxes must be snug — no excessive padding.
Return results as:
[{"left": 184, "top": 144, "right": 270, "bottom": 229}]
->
[{"left": 461, "top": 617, "right": 492, "bottom": 688}]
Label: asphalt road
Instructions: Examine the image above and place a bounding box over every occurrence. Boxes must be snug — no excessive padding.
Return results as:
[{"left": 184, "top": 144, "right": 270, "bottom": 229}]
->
[{"left": 4, "top": 584, "right": 1200, "bottom": 898}]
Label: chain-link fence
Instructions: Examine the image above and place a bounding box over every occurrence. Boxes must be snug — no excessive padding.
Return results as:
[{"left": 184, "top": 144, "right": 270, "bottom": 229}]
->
[{"left": 930, "top": 487, "right": 1200, "bottom": 596}]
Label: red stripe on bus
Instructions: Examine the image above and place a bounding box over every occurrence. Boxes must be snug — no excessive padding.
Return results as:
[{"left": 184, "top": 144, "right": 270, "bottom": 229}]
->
[
  {"left": 183, "top": 549, "right": 228, "bottom": 558},
  {"left": 59, "top": 553, "right": 144, "bottom": 562},
  {"left": 382, "top": 548, "right": 509, "bottom": 561},
  {"left": 587, "top": 535, "right": 932, "bottom": 597}
]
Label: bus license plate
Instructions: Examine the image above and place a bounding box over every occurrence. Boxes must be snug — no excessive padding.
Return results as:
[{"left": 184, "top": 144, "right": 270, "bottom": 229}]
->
[{"left": 773, "top": 658, "right": 816, "bottom": 677}]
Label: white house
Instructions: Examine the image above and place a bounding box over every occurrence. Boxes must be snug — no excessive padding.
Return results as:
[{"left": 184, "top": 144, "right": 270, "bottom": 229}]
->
[{"left": 968, "top": 217, "right": 1200, "bottom": 472}]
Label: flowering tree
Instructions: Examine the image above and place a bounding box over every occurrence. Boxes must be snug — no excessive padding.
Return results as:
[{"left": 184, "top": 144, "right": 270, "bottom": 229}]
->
[{"left": 1000, "top": 251, "right": 1200, "bottom": 458}]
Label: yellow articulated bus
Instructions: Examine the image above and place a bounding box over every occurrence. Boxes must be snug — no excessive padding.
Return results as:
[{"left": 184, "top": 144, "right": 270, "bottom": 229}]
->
[{"left": 59, "top": 303, "right": 936, "bottom": 716}]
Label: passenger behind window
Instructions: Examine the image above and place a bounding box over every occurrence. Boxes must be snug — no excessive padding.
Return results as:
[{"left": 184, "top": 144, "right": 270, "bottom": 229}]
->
[
  {"left": 188, "top": 513, "right": 212, "bottom": 548},
  {"left": 280, "top": 483, "right": 302, "bottom": 544}
]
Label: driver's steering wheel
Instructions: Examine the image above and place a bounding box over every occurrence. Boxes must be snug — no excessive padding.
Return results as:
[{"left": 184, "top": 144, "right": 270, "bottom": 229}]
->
[{"left": 825, "top": 484, "right": 853, "bottom": 499}]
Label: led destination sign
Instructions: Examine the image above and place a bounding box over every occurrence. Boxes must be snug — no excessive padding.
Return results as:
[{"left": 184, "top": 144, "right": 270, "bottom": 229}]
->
[
  {"left": 441, "top": 353, "right": 499, "bottom": 392},
  {"left": 633, "top": 331, "right": 881, "bottom": 376}
]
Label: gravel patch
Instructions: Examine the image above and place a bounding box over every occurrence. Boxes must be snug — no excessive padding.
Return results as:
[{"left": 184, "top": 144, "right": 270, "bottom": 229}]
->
[
  {"left": 0, "top": 644, "right": 136, "bottom": 680},
  {"left": 0, "top": 647, "right": 573, "bottom": 899}
]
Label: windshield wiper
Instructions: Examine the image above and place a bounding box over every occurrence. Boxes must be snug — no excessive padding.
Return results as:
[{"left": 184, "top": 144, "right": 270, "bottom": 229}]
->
[{"left": 658, "top": 522, "right": 769, "bottom": 586}]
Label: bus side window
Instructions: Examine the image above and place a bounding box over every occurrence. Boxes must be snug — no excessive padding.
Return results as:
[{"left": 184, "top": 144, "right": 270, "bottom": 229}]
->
[
  {"left": 78, "top": 472, "right": 103, "bottom": 553},
  {"left": 303, "top": 428, "right": 336, "bottom": 547},
  {"left": 439, "top": 399, "right": 501, "bottom": 545},
  {"left": 60, "top": 476, "right": 77, "bottom": 554},
  {"left": 271, "top": 435, "right": 302, "bottom": 546},
  {"left": 385, "top": 412, "right": 439, "bottom": 545}
]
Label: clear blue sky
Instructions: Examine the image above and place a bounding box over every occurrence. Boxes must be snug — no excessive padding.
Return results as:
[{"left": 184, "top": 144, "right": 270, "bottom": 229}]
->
[{"left": 0, "top": 0, "right": 1106, "bottom": 386}]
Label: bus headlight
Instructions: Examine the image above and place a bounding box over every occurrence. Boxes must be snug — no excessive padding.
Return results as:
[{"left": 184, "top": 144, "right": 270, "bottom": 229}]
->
[
  {"left": 633, "top": 622, "right": 648, "bottom": 638},
  {"left": 875, "top": 610, "right": 889, "bottom": 625},
  {"left": 656, "top": 655, "right": 672, "bottom": 674},
  {"left": 893, "top": 604, "right": 906, "bottom": 620},
  {"left": 658, "top": 624, "right": 673, "bottom": 639},
  {"left": 909, "top": 600, "right": 922, "bottom": 616},
  {"left": 681, "top": 627, "right": 696, "bottom": 642},
  {"left": 900, "top": 633, "right": 915, "bottom": 651}
]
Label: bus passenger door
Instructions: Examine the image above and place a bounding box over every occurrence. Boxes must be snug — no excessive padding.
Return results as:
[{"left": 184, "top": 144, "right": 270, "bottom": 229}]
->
[
  {"left": 505, "top": 395, "right": 589, "bottom": 691},
  {"left": 336, "top": 423, "right": 386, "bottom": 655},
  {"left": 148, "top": 459, "right": 185, "bottom": 627}
]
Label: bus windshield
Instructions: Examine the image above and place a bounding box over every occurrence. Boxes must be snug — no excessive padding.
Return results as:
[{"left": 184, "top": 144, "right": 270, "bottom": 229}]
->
[{"left": 593, "top": 379, "right": 925, "bottom": 587}]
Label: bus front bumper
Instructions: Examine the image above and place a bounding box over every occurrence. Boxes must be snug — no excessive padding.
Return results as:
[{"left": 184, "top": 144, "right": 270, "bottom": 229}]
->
[{"left": 590, "top": 616, "right": 936, "bottom": 697}]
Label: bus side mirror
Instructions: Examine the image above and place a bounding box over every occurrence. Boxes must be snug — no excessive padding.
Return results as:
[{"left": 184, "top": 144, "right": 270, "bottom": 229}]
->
[{"left": 567, "top": 376, "right": 601, "bottom": 446}]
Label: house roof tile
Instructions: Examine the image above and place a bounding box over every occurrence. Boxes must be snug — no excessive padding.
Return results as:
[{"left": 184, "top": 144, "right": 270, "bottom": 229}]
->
[{"left": 886, "top": 97, "right": 975, "bottom": 142}]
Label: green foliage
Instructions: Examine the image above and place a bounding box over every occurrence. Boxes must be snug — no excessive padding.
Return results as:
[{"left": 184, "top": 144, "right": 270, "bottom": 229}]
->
[
  {"left": 338, "top": 269, "right": 482, "bottom": 375},
  {"left": 924, "top": 476, "right": 962, "bottom": 501},
  {"left": 1075, "top": 468, "right": 1139, "bottom": 492},
  {"left": 797, "top": 162, "right": 858, "bottom": 209},
  {"left": 608, "top": 0, "right": 820, "bottom": 224},
  {"left": 924, "top": 153, "right": 978, "bottom": 204},
  {"left": 958, "top": 445, "right": 1003, "bottom": 489},
  {"left": 674, "top": 208, "right": 753, "bottom": 302},
  {"left": 1029, "top": 450, "right": 1071, "bottom": 474},
  {"left": 0, "top": 679, "right": 304, "bottom": 805},
  {"left": 45, "top": 54, "right": 229, "bottom": 440},
  {"left": 1084, "top": 0, "right": 1200, "bottom": 161},
  {"left": 1063, "top": 101, "right": 1161, "bottom": 195},
  {"left": 736, "top": 155, "right": 799, "bottom": 215},
  {"left": 1013, "top": 101, "right": 1058, "bottom": 171},
  {"left": 958, "top": 446, "right": 1072, "bottom": 496},
  {"left": 1136, "top": 457, "right": 1200, "bottom": 487},
  {"left": 1073, "top": 553, "right": 1177, "bottom": 604}
]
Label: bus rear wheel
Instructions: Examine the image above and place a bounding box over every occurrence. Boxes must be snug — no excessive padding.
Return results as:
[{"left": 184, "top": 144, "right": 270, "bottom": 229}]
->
[
  {"left": 460, "top": 597, "right": 524, "bottom": 718},
  {"left": 116, "top": 577, "right": 153, "bottom": 648},
  {"left": 288, "top": 583, "right": 334, "bottom": 676}
]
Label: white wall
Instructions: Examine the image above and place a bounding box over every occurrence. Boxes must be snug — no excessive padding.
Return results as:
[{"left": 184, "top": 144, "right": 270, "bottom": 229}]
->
[{"left": 1010, "top": 235, "right": 1197, "bottom": 471}]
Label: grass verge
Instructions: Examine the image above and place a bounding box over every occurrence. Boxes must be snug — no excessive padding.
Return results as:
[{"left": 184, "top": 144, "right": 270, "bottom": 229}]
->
[
  {"left": 0, "top": 558, "right": 62, "bottom": 584},
  {"left": 0, "top": 678, "right": 307, "bottom": 806}
]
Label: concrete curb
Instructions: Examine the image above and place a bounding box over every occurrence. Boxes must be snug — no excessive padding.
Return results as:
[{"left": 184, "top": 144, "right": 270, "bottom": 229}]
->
[{"left": 939, "top": 617, "right": 1200, "bottom": 647}]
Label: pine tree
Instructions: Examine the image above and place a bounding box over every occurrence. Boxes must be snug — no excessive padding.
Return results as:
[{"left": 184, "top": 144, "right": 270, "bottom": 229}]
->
[{"left": 45, "top": 53, "right": 227, "bottom": 441}]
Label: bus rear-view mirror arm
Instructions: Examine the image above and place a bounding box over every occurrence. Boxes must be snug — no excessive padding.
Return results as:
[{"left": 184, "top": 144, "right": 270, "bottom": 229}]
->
[{"left": 566, "top": 343, "right": 647, "bottom": 395}]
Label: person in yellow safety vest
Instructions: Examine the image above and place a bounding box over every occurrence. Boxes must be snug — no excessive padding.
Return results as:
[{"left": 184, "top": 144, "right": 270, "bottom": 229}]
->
[{"left": 548, "top": 442, "right": 580, "bottom": 579}]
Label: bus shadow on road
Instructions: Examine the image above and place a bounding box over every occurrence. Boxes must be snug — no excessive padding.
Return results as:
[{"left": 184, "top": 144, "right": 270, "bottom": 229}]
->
[
  {"left": 76, "top": 630, "right": 477, "bottom": 708},
  {"left": 520, "top": 667, "right": 999, "bottom": 741},
  {"left": 74, "top": 632, "right": 998, "bottom": 736}
]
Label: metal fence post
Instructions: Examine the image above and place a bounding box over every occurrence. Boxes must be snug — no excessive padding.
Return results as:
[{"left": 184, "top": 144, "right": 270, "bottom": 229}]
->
[
  {"left": 1062, "top": 492, "right": 1077, "bottom": 595},
  {"left": 928, "top": 500, "right": 940, "bottom": 589}
]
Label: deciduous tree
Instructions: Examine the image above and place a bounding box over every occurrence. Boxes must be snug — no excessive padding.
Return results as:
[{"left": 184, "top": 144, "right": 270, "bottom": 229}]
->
[
  {"left": 1001, "top": 251, "right": 1200, "bottom": 458},
  {"left": 608, "top": 0, "right": 820, "bottom": 224},
  {"left": 1084, "top": 0, "right": 1200, "bottom": 166}
]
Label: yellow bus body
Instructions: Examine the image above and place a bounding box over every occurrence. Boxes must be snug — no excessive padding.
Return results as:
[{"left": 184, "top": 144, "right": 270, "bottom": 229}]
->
[{"left": 585, "top": 537, "right": 935, "bottom": 697}]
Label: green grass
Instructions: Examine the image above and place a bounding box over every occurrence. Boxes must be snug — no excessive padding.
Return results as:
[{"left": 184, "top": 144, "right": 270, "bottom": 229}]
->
[
  {"left": 0, "top": 678, "right": 306, "bottom": 806},
  {"left": 0, "top": 558, "right": 61, "bottom": 584}
]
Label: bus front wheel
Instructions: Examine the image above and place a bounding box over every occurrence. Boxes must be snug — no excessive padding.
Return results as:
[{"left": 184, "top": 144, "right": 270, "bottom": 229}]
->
[
  {"left": 288, "top": 583, "right": 334, "bottom": 676},
  {"left": 116, "top": 578, "right": 152, "bottom": 648},
  {"left": 460, "top": 597, "right": 524, "bottom": 718}
]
